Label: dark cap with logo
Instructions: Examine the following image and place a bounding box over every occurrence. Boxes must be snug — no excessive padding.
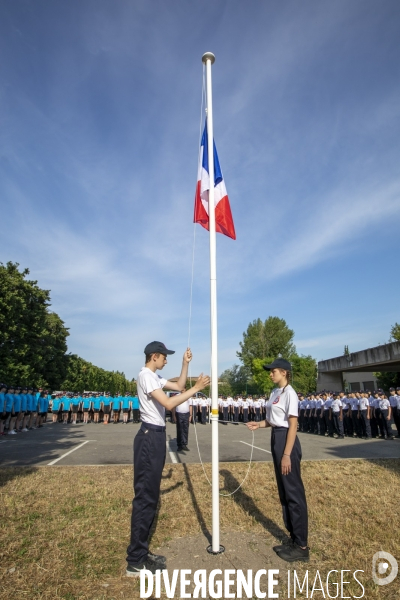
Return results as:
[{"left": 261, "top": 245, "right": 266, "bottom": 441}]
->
[
  {"left": 144, "top": 341, "right": 175, "bottom": 356},
  {"left": 263, "top": 358, "right": 292, "bottom": 371}
]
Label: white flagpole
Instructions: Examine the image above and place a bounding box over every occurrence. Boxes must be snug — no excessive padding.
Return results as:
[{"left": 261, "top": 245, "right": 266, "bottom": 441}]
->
[{"left": 202, "top": 51, "right": 223, "bottom": 555}]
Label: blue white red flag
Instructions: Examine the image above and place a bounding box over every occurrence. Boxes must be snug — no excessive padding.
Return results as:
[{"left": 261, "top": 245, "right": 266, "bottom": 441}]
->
[{"left": 194, "top": 122, "right": 236, "bottom": 240}]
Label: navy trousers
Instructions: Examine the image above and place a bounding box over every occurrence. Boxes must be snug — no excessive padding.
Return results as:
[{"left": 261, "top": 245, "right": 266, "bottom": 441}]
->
[
  {"left": 126, "top": 423, "right": 166, "bottom": 565},
  {"left": 176, "top": 412, "right": 189, "bottom": 448},
  {"left": 352, "top": 410, "right": 361, "bottom": 436},
  {"left": 359, "top": 410, "right": 371, "bottom": 438},
  {"left": 333, "top": 413, "right": 344, "bottom": 436},
  {"left": 271, "top": 427, "right": 308, "bottom": 548}
]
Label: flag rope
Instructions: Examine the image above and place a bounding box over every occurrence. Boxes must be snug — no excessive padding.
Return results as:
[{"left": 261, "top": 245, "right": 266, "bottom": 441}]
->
[
  {"left": 192, "top": 417, "right": 255, "bottom": 497},
  {"left": 186, "top": 65, "right": 255, "bottom": 497}
]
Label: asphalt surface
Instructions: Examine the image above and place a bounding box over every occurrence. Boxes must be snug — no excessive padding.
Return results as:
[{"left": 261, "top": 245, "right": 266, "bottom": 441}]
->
[{"left": 1, "top": 419, "right": 400, "bottom": 467}]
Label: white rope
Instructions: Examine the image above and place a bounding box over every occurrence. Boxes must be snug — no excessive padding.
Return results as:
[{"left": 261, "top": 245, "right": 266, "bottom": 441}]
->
[
  {"left": 192, "top": 417, "right": 255, "bottom": 497},
  {"left": 186, "top": 65, "right": 255, "bottom": 497},
  {"left": 187, "top": 65, "right": 205, "bottom": 351}
]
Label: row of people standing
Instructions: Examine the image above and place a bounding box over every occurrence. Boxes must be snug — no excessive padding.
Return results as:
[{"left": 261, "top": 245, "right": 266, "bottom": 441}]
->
[
  {"left": 298, "top": 388, "right": 400, "bottom": 440},
  {"left": 0, "top": 385, "right": 51, "bottom": 435},
  {"left": 0, "top": 384, "right": 141, "bottom": 435},
  {"left": 50, "top": 392, "right": 140, "bottom": 424}
]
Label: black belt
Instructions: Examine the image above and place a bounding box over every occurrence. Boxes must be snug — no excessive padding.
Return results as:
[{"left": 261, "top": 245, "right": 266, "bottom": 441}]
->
[{"left": 141, "top": 421, "right": 166, "bottom": 432}]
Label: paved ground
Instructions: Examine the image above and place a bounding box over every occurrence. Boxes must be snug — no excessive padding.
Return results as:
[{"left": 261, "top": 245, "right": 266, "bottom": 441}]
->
[{"left": 1, "top": 419, "right": 399, "bottom": 467}]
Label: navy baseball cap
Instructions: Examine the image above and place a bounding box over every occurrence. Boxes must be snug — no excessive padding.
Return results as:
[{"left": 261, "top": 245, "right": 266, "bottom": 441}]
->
[
  {"left": 144, "top": 341, "right": 175, "bottom": 356},
  {"left": 263, "top": 358, "right": 292, "bottom": 371}
]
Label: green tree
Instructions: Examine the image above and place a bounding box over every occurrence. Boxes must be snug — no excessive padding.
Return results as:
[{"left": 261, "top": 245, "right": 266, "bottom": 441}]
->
[
  {"left": 0, "top": 262, "right": 69, "bottom": 387},
  {"left": 60, "top": 354, "right": 134, "bottom": 394},
  {"left": 390, "top": 323, "right": 400, "bottom": 342},
  {"left": 291, "top": 355, "right": 317, "bottom": 394},
  {"left": 251, "top": 357, "right": 276, "bottom": 395},
  {"left": 375, "top": 323, "right": 400, "bottom": 390},
  {"left": 219, "top": 364, "right": 251, "bottom": 395},
  {"left": 237, "top": 317, "right": 296, "bottom": 371},
  {"left": 251, "top": 355, "right": 317, "bottom": 395},
  {"left": 375, "top": 371, "right": 400, "bottom": 392}
]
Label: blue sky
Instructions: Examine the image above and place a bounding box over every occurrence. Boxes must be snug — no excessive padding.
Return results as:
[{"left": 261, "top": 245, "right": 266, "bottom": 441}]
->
[{"left": 1, "top": 1, "right": 400, "bottom": 381}]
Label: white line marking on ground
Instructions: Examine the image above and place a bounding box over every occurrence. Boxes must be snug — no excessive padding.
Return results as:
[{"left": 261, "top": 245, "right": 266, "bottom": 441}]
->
[
  {"left": 239, "top": 441, "right": 272, "bottom": 454},
  {"left": 47, "top": 440, "right": 96, "bottom": 465},
  {"left": 167, "top": 441, "right": 178, "bottom": 463}
]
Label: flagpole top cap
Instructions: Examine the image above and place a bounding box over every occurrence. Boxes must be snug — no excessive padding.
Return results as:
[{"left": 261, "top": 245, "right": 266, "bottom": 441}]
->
[{"left": 202, "top": 52, "right": 215, "bottom": 65}]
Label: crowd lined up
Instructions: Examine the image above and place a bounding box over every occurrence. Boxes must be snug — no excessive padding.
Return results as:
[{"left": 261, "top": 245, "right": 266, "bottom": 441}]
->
[
  {"left": 210, "top": 389, "right": 400, "bottom": 440},
  {"left": 0, "top": 385, "right": 140, "bottom": 435},
  {"left": 1, "top": 384, "right": 400, "bottom": 441}
]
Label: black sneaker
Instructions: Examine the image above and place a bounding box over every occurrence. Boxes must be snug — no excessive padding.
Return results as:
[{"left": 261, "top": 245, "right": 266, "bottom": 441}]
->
[
  {"left": 278, "top": 543, "right": 309, "bottom": 563},
  {"left": 273, "top": 540, "right": 293, "bottom": 554},
  {"left": 182, "top": 445, "right": 189, "bottom": 451},
  {"left": 126, "top": 560, "right": 159, "bottom": 577},
  {"left": 177, "top": 447, "right": 185, "bottom": 452},
  {"left": 148, "top": 551, "right": 167, "bottom": 565}
]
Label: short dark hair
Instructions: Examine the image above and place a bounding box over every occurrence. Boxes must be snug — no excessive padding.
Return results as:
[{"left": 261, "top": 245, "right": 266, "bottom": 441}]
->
[{"left": 145, "top": 352, "right": 161, "bottom": 364}]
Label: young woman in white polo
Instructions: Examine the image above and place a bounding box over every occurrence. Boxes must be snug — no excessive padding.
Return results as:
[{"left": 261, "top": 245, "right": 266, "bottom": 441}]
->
[{"left": 247, "top": 358, "right": 309, "bottom": 562}]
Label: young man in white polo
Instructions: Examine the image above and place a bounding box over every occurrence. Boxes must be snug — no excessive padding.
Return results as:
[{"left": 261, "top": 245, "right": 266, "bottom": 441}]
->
[{"left": 126, "top": 341, "right": 209, "bottom": 576}]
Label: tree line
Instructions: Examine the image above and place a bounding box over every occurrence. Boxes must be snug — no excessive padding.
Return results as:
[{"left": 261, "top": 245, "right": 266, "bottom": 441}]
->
[
  {"left": 0, "top": 262, "right": 135, "bottom": 394},
  {"left": 220, "top": 316, "right": 317, "bottom": 395}
]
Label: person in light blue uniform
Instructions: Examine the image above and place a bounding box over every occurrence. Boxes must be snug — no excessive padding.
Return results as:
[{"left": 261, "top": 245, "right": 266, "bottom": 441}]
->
[
  {"left": 102, "top": 392, "right": 112, "bottom": 424},
  {"left": 9, "top": 386, "right": 22, "bottom": 433},
  {"left": 132, "top": 394, "right": 140, "bottom": 423},
  {"left": 112, "top": 393, "right": 121, "bottom": 424},
  {"left": 0, "top": 384, "right": 7, "bottom": 435},
  {"left": 5, "top": 387, "right": 15, "bottom": 434},
  {"left": 122, "top": 393, "right": 131, "bottom": 424},
  {"left": 52, "top": 395, "right": 62, "bottom": 423},
  {"left": 82, "top": 393, "right": 92, "bottom": 424},
  {"left": 36, "top": 392, "right": 47, "bottom": 428},
  {"left": 28, "top": 388, "right": 39, "bottom": 429},
  {"left": 92, "top": 393, "right": 101, "bottom": 423},
  {"left": 62, "top": 394, "right": 72, "bottom": 424},
  {"left": 43, "top": 392, "right": 50, "bottom": 422},
  {"left": 19, "top": 387, "right": 30, "bottom": 431},
  {"left": 71, "top": 392, "right": 81, "bottom": 424}
]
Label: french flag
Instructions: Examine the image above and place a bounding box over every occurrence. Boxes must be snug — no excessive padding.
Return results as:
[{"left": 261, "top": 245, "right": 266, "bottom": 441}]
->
[{"left": 194, "top": 122, "right": 236, "bottom": 240}]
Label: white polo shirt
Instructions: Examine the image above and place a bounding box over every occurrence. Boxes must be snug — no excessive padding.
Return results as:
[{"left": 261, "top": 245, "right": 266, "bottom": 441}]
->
[
  {"left": 266, "top": 385, "right": 299, "bottom": 428},
  {"left": 137, "top": 367, "right": 167, "bottom": 426},
  {"left": 331, "top": 398, "right": 342, "bottom": 413},
  {"left": 358, "top": 396, "right": 369, "bottom": 411},
  {"left": 379, "top": 398, "right": 390, "bottom": 411},
  {"left": 176, "top": 398, "right": 191, "bottom": 414}
]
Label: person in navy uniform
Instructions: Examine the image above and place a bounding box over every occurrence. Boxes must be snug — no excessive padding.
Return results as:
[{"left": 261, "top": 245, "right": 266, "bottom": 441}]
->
[
  {"left": 330, "top": 393, "right": 344, "bottom": 439},
  {"left": 358, "top": 392, "right": 372, "bottom": 439},
  {"left": 126, "top": 341, "right": 210, "bottom": 576},
  {"left": 389, "top": 388, "right": 400, "bottom": 437},
  {"left": 246, "top": 358, "right": 309, "bottom": 563},
  {"left": 378, "top": 393, "right": 394, "bottom": 440}
]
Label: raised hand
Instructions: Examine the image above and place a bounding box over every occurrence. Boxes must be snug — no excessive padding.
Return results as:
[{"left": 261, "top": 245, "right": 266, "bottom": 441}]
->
[
  {"left": 195, "top": 373, "right": 210, "bottom": 391},
  {"left": 183, "top": 348, "right": 193, "bottom": 363}
]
